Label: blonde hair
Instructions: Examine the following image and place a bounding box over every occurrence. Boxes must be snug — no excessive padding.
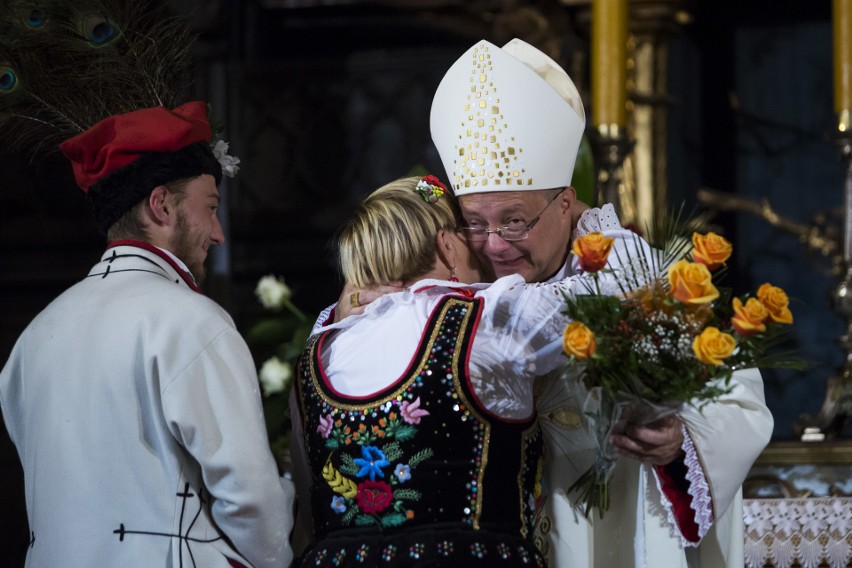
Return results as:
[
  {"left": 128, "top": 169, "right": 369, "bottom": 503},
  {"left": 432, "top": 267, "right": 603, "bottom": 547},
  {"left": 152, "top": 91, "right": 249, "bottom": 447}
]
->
[{"left": 339, "top": 176, "right": 462, "bottom": 288}]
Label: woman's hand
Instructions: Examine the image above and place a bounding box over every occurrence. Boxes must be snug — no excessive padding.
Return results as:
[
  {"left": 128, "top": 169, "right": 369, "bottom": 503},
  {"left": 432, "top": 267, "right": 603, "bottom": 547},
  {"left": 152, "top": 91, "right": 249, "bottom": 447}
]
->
[{"left": 334, "top": 282, "right": 405, "bottom": 322}]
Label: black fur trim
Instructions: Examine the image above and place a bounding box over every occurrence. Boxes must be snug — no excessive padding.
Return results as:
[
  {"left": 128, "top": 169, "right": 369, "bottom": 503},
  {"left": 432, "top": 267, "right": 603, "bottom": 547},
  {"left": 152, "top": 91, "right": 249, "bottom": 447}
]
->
[{"left": 88, "top": 142, "right": 223, "bottom": 234}]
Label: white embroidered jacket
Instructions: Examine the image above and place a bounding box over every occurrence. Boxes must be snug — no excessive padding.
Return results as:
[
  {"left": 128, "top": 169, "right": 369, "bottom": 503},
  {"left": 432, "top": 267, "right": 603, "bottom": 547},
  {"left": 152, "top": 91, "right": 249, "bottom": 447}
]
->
[{"left": 0, "top": 243, "right": 295, "bottom": 568}]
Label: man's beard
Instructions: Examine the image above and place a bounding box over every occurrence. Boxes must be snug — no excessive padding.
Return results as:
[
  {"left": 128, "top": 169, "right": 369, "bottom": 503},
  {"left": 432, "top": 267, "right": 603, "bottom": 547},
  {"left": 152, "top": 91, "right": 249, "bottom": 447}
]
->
[{"left": 168, "top": 208, "right": 206, "bottom": 285}]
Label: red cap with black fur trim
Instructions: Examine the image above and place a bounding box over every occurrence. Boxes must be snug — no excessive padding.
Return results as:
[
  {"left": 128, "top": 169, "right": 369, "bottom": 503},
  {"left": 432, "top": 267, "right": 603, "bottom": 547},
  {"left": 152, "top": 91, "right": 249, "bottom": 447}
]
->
[{"left": 59, "top": 101, "right": 212, "bottom": 192}]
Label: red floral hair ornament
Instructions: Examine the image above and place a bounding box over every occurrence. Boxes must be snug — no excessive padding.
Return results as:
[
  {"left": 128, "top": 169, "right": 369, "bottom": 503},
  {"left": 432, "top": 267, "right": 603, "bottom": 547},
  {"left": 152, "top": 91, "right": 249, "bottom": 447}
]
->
[{"left": 415, "top": 175, "right": 447, "bottom": 203}]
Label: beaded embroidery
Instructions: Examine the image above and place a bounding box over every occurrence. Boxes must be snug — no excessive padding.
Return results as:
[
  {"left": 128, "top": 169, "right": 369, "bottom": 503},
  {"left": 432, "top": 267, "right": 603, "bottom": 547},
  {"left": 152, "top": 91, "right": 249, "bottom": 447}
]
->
[
  {"left": 296, "top": 295, "right": 547, "bottom": 567},
  {"left": 299, "top": 297, "right": 488, "bottom": 533}
]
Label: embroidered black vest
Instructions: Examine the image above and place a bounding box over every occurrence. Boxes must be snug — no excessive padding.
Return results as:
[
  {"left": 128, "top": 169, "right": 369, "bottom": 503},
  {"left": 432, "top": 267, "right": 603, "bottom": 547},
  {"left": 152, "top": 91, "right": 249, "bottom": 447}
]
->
[{"left": 297, "top": 295, "right": 543, "bottom": 541}]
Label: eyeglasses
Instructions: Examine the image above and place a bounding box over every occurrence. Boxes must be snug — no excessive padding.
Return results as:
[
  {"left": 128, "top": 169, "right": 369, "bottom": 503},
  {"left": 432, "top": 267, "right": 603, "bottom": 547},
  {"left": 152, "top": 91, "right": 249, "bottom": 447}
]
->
[{"left": 459, "top": 189, "right": 564, "bottom": 242}]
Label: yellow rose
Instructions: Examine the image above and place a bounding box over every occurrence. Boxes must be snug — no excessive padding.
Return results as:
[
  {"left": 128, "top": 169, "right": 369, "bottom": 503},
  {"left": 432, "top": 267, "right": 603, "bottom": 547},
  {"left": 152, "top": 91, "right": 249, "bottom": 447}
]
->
[
  {"left": 692, "top": 232, "right": 732, "bottom": 270},
  {"left": 667, "top": 260, "right": 720, "bottom": 304},
  {"left": 563, "top": 321, "right": 597, "bottom": 360},
  {"left": 757, "top": 283, "right": 793, "bottom": 324},
  {"left": 731, "top": 297, "right": 768, "bottom": 336},
  {"left": 572, "top": 232, "right": 615, "bottom": 272},
  {"left": 692, "top": 326, "right": 736, "bottom": 366}
]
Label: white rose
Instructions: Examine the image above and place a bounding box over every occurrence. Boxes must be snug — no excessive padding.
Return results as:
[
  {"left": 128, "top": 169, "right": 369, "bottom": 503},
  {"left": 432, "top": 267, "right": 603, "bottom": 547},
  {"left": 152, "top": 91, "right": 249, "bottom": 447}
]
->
[
  {"left": 212, "top": 139, "right": 241, "bottom": 178},
  {"left": 255, "top": 275, "right": 292, "bottom": 309},
  {"left": 259, "top": 357, "right": 293, "bottom": 397}
]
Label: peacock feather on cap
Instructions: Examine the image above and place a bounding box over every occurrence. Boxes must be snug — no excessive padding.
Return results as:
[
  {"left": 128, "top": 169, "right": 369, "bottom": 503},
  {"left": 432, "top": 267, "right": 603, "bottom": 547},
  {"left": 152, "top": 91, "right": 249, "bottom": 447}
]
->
[{"left": 0, "top": 0, "right": 196, "bottom": 156}]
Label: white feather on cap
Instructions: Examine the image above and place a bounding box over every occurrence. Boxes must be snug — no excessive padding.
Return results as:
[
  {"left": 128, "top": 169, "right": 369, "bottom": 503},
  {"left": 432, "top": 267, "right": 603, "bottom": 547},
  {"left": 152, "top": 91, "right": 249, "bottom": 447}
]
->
[{"left": 430, "top": 39, "right": 585, "bottom": 196}]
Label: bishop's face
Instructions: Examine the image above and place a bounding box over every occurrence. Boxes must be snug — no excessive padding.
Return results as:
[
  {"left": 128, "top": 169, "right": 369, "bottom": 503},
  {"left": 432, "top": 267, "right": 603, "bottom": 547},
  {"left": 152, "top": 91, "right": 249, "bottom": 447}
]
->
[{"left": 458, "top": 188, "right": 575, "bottom": 283}]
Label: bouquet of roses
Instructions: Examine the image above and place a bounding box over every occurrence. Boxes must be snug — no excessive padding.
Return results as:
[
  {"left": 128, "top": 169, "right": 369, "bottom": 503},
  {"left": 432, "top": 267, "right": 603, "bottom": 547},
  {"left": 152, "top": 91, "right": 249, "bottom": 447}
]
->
[{"left": 562, "top": 228, "right": 803, "bottom": 519}]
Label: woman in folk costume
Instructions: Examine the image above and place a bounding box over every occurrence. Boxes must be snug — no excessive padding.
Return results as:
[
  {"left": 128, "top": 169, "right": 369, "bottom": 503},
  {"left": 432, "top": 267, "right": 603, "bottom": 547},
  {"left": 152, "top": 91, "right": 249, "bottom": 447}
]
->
[
  {"left": 291, "top": 175, "right": 649, "bottom": 567},
  {"left": 0, "top": 3, "right": 293, "bottom": 567},
  {"left": 428, "top": 38, "right": 773, "bottom": 568}
]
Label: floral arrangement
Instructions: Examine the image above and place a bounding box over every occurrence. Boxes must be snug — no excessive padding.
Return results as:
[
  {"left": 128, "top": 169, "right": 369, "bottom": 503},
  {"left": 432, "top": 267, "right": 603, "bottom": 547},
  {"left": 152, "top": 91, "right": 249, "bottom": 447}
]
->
[
  {"left": 414, "top": 175, "right": 447, "bottom": 203},
  {"left": 206, "top": 103, "right": 241, "bottom": 178},
  {"left": 247, "top": 275, "right": 313, "bottom": 468},
  {"left": 211, "top": 139, "right": 241, "bottom": 178},
  {"left": 562, "top": 228, "right": 802, "bottom": 519}
]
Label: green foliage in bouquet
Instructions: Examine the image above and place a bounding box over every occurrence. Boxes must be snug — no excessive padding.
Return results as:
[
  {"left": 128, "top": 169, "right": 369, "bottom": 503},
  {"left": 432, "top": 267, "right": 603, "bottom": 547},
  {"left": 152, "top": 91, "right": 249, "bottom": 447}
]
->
[
  {"left": 246, "top": 275, "right": 313, "bottom": 469},
  {"left": 561, "top": 215, "right": 805, "bottom": 519}
]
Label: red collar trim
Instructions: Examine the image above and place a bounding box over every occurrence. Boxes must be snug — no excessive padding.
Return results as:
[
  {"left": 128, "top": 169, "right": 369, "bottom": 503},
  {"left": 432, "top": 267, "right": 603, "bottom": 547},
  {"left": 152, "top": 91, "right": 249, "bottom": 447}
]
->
[
  {"left": 106, "top": 240, "right": 202, "bottom": 293},
  {"left": 411, "top": 284, "right": 476, "bottom": 298}
]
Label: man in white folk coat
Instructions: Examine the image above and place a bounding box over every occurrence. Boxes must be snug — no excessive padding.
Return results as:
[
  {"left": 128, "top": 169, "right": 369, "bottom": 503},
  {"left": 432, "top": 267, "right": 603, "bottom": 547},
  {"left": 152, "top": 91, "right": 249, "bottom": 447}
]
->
[
  {"left": 429, "top": 38, "right": 773, "bottom": 568},
  {"left": 0, "top": 102, "right": 295, "bottom": 568}
]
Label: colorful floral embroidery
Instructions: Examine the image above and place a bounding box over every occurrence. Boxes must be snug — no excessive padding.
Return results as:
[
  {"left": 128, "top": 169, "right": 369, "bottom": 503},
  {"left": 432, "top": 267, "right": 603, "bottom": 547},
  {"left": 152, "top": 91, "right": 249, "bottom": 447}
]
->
[
  {"left": 302, "top": 298, "right": 502, "bottom": 537},
  {"left": 470, "top": 541, "right": 487, "bottom": 559},
  {"left": 325, "top": 409, "right": 422, "bottom": 449},
  {"left": 318, "top": 413, "right": 333, "bottom": 438},
  {"left": 297, "top": 296, "right": 552, "bottom": 568},
  {"left": 497, "top": 542, "right": 512, "bottom": 559},
  {"left": 354, "top": 544, "right": 369, "bottom": 562},
  {"left": 394, "top": 463, "right": 411, "bottom": 482},
  {"left": 409, "top": 542, "right": 426, "bottom": 559},
  {"left": 331, "top": 496, "right": 347, "bottom": 513},
  {"left": 400, "top": 396, "right": 430, "bottom": 424},
  {"left": 381, "top": 544, "right": 397, "bottom": 561},
  {"left": 354, "top": 446, "right": 390, "bottom": 480},
  {"left": 317, "top": 394, "right": 435, "bottom": 526},
  {"left": 356, "top": 480, "right": 394, "bottom": 514}
]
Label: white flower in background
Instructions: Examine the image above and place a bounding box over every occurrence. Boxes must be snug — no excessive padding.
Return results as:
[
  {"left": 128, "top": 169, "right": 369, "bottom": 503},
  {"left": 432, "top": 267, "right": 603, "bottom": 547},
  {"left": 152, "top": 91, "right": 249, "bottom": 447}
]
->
[
  {"left": 212, "top": 139, "right": 241, "bottom": 177},
  {"left": 259, "top": 356, "right": 293, "bottom": 397},
  {"left": 255, "top": 275, "right": 292, "bottom": 310}
]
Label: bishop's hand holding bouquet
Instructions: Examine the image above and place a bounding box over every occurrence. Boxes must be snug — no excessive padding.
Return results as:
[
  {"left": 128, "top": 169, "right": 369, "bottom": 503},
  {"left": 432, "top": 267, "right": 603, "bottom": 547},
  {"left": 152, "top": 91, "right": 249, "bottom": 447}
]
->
[{"left": 561, "top": 223, "right": 804, "bottom": 519}]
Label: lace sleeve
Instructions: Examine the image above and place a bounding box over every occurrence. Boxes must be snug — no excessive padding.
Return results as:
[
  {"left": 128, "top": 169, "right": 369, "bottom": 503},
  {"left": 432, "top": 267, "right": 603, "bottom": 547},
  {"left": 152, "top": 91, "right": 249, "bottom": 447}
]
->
[{"left": 651, "top": 423, "right": 715, "bottom": 546}]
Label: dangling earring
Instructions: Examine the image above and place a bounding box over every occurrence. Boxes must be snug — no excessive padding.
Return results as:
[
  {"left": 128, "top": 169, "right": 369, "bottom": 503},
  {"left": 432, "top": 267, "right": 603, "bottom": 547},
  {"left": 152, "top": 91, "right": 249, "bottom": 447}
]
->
[{"left": 450, "top": 267, "right": 459, "bottom": 282}]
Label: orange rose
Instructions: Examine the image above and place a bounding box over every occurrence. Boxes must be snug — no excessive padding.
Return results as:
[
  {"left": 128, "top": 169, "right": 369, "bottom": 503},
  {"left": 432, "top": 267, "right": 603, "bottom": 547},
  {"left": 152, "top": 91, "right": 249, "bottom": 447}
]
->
[
  {"left": 667, "top": 260, "right": 719, "bottom": 304},
  {"left": 692, "top": 232, "right": 732, "bottom": 270},
  {"left": 731, "top": 297, "right": 768, "bottom": 336},
  {"left": 572, "top": 232, "right": 615, "bottom": 272},
  {"left": 757, "top": 283, "right": 793, "bottom": 324},
  {"left": 563, "top": 321, "right": 597, "bottom": 360},
  {"left": 692, "top": 326, "right": 736, "bottom": 366}
]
